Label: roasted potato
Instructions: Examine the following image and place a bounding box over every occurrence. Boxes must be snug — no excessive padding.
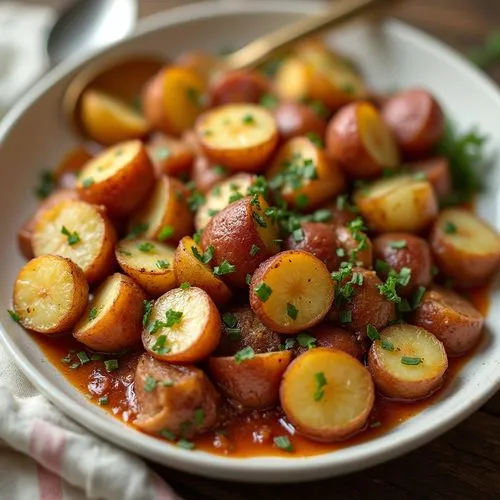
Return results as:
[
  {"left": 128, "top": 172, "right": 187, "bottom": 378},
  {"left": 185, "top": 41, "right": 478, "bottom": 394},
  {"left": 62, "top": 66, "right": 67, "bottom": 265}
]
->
[
  {"left": 354, "top": 174, "right": 438, "bottom": 233},
  {"left": 409, "top": 157, "right": 451, "bottom": 199},
  {"left": 142, "top": 286, "right": 221, "bottom": 363},
  {"left": 273, "top": 102, "right": 327, "bottom": 142},
  {"left": 76, "top": 140, "right": 155, "bottom": 218},
  {"left": 13, "top": 255, "right": 88, "bottom": 335},
  {"left": 322, "top": 197, "right": 358, "bottom": 227},
  {"left": 174, "top": 236, "right": 232, "bottom": 306},
  {"left": 192, "top": 155, "right": 229, "bottom": 194},
  {"left": 54, "top": 147, "right": 93, "bottom": 189},
  {"left": 134, "top": 353, "right": 219, "bottom": 436},
  {"left": 280, "top": 348, "right": 374, "bottom": 442},
  {"left": 334, "top": 224, "right": 373, "bottom": 269},
  {"left": 129, "top": 176, "right": 193, "bottom": 243},
  {"left": 368, "top": 324, "right": 448, "bottom": 400},
  {"left": 201, "top": 195, "right": 280, "bottom": 287},
  {"left": 115, "top": 238, "right": 177, "bottom": 297},
  {"left": 175, "top": 50, "right": 222, "bottom": 82},
  {"left": 32, "top": 200, "right": 117, "bottom": 285},
  {"left": 209, "top": 350, "right": 292, "bottom": 410},
  {"left": 250, "top": 250, "right": 334, "bottom": 334},
  {"left": 73, "top": 273, "right": 146, "bottom": 351},
  {"left": 430, "top": 209, "right": 500, "bottom": 287},
  {"left": 326, "top": 101, "right": 400, "bottom": 179},
  {"left": 382, "top": 88, "right": 444, "bottom": 156},
  {"left": 146, "top": 135, "right": 194, "bottom": 177},
  {"left": 373, "top": 233, "right": 432, "bottom": 295},
  {"left": 411, "top": 286, "right": 484, "bottom": 356},
  {"left": 209, "top": 70, "right": 270, "bottom": 106},
  {"left": 267, "top": 136, "right": 346, "bottom": 210},
  {"left": 195, "top": 103, "right": 278, "bottom": 172}
]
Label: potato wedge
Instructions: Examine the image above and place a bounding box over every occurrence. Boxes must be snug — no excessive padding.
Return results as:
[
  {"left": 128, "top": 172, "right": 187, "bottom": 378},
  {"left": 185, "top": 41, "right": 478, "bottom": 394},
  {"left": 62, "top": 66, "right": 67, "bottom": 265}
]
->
[
  {"left": 146, "top": 135, "right": 194, "bottom": 177},
  {"left": 354, "top": 175, "right": 438, "bottom": 233},
  {"left": 430, "top": 209, "right": 500, "bottom": 287},
  {"left": 192, "top": 155, "right": 229, "bottom": 194},
  {"left": 326, "top": 102, "right": 400, "bottom": 178},
  {"left": 409, "top": 156, "right": 451, "bottom": 199},
  {"left": 267, "top": 136, "right": 345, "bottom": 210},
  {"left": 13, "top": 255, "right": 88, "bottom": 335},
  {"left": 195, "top": 103, "right": 278, "bottom": 172},
  {"left": 209, "top": 70, "right": 270, "bottom": 106},
  {"left": 368, "top": 324, "right": 448, "bottom": 400},
  {"left": 208, "top": 351, "right": 292, "bottom": 410},
  {"left": 142, "top": 287, "right": 221, "bottom": 363},
  {"left": 129, "top": 176, "right": 193, "bottom": 243},
  {"left": 77, "top": 140, "right": 155, "bottom": 218},
  {"left": 134, "top": 354, "right": 219, "bottom": 436},
  {"left": 194, "top": 173, "right": 255, "bottom": 230},
  {"left": 201, "top": 195, "right": 280, "bottom": 287},
  {"left": 115, "top": 238, "right": 176, "bottom": 297},
  {"left": 280, "top": 348, "right": 374, "bottom": 442},
  {"left": 411, "top": 286, "right": 484, "bottom": 356},
  {"left": 174, "top": 236, "right": 232, "bottom": 306},
  {"left": 273, "top": 101, "right": 328, "bottom": 142},
  {"left": 80, "top": 89, "right": 149, "bottom": 145},
  {"left": 250, "top": 250, "right": 333, "bottom": 334},
  {"left": 73, "top": 273, "right": 146, "bottom": 352},
  {"left": 32, "top": 200, "right": 117, "bottom": 284}
]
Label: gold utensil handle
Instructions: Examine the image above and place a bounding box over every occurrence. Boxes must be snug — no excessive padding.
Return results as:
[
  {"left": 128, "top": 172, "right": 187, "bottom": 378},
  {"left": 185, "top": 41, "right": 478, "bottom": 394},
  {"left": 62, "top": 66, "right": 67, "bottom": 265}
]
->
[{"left": 224, "top": 0, "right": 398, "bottom": 70}]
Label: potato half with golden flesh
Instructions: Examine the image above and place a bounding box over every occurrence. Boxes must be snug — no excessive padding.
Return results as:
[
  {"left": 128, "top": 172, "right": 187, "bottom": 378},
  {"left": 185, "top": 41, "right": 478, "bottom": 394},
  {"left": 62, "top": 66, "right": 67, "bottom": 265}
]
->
[
  {"left": 32, "top": 200, "right": 117, "bottom": 285},
  {"left": 354, "top": 175, "right": 438, "bottom": 233},
  {"left": 115, "top": 238, "right": 176, "bottom": 297},
  {"left": 73, "top": 273, "right": 146, "bottom": 352},
  {"left": 201, "top": 195, "right": 280, "bottom": 287},
  {"left": 430, "top": 209, "right": 500, "bottom": 287},
  {"left": 13, "top": 255, "right": 88, "bottom": 335},
  {"left": 146, "top": 135, "right": 194, "bottom": 177},
  {"left": 195, "top": 103, "right": 278, "bottom": 172},
  {"left": 411, "top": 286, "right": 484, "bottom": 356},
  {"left": 280, "top": 348, "right": 374, "bottom": 442},
  {"left": 142, "top": 286, "right": 221, "bottom": 363},
  {"left": 368, "top": 324, "right": 448, "bottom": 400},
  {"left": 209, "top": 351, "right": 292, "bottom": 410},
  {"left": 250, "top": 250, "right": 333, "bottom": 334},
  {"left": 129, "top": 176, "right": 193, "bottom": 243},
  {"left": 174, "top": 236, "right": 232, "bottom": 306},
  {"left": 76, "top": 140, "right": 155, "bottom": 218},
  {"left": 80, "top": 89, "right": 149, "bottom": 145},
  {"left": 267, "top": 136, "right": 345, "bottom": 210}
]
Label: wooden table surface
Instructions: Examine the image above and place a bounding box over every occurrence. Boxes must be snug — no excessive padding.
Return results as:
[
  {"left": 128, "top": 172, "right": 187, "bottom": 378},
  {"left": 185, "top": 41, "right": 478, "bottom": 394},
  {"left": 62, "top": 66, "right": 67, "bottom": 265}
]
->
[{"left": 29, "top": 0, "right": 500, "bottom": 497}]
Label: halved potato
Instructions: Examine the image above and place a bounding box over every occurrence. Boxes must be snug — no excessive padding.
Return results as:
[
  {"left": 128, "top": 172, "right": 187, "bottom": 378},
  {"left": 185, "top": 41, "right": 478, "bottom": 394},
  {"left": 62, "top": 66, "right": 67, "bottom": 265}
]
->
[
  {"left": 354, "top": 175, "right": 438, "bottom": 233},
  {"left": 142, "top": 287, "right": 221, "bottom": 363},
  {"left": 142, "top": 66, "right": 206, "bottom": 136},
  {"left": 73, "top": 273, "right": 146, "bottom": 352},
  {"left": 368, "top": 324, "right": 448, "bottom": 400},
  {"left": 194, "top": 173, "right": 255, "bottom": 230},
  {"left": 80, "top": 89, "right": 149, "bottom": 145},
  {"left": 411, "top": 286, "right": 484, "bottom": 356},
  {"left": 13, "top": 255, "right": 88, "bottom": 335},
  {"left": 174, "top": 236, "right": 232, "bottom": 306},
  {"left": 326, "top": 102, "right": 400, "bottom": 179},
  {"left": 430, "top": 209, "right": 500, "bottom": 287},
  {"left": 209, "top": 70, "right": 270, "bottom": 106},
  {"left": 76, "top": 140, "right": 155, "bottom": 218},
  {"left": 409, "top": 157, "right": 451, "bottom": 199},
  {"left": 280, "top": 348, "right": 374, "bottom": 442},
  {"left": 267, "top": 136, "right": 345, "bottom": 210},
  {"left": 195, "top": 103, "right": 278, "bottom": 172},
  {"left": 115, "top": 238, "right": 176, "bottom": 297},
  {"left": 129, "top": 176, "right": 193, "bottom": 243},
  {"left": 32, "top": 200, "right": 117, "bottom": 284},
  {"left": 208, "top": 351, "right": 292, "bottom": 409},
  {"left": 334, "top": 225, "right": 373, "bottom": 269},
  {"left": 146, "top": 134, "right": 194, "bottom": 177},
  {"left": 249, "top": 250, "right": 333, "bottom": 334},
  {"left": 273, "top": 57, "right": 314, "bottom": 103}
]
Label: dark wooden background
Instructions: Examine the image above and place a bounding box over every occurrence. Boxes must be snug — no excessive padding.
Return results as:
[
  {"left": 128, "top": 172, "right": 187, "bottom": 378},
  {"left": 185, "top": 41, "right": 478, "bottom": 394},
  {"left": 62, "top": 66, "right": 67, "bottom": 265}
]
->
[{"left": 29, "top": 0, "right": 500, "bottom": 498}]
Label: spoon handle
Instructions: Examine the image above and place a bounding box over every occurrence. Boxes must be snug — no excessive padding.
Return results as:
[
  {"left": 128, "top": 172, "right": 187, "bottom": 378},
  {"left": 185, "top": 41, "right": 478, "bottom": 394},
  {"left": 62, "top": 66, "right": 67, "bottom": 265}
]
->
[{"left": 224, "top": 0, "right": 399, "bottom": 70}]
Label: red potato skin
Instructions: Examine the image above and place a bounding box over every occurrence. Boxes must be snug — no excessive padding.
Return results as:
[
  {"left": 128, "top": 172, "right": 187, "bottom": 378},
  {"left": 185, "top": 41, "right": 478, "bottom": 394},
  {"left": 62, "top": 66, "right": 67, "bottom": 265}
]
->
[
  {"left": 209, "top": 70, "right": 270, "bottom": 106},
  {"left": 410, "top": 286, "right": 484, "bottom": 356},
  {"left": 334, "top": 225, "right": 373, "bottom": 269},
  {"left": 273, "top": 102, "right": 328, "bottom": 142},
  {"left": 192, "top": 155, "right": 229, "bottom": 193},
  {"left": 382, "top": 88, "right": 444, "bottom": 157},
  {"left": 409, "top": 157, "right": 452, "bottom": 199},
  {"left": 373, "top": 232, "right": 433, "bottom": 296},
  {"left": 146, "top": 135, "right": 194, "bottom": 177},
  {"left": 323, "top": 200, "right": 357, "bottom": 227}
]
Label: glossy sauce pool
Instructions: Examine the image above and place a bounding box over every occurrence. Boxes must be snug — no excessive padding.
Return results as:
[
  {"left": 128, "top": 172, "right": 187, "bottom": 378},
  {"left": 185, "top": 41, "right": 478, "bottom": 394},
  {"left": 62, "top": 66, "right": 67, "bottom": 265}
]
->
[{"left": 33, "top": 285, "right": 490, "bottom": 457}]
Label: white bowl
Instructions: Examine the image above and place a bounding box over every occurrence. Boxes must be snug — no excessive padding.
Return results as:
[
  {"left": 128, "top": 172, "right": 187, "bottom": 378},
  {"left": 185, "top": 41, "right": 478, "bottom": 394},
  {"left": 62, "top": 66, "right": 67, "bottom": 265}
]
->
[{"left": 1, "top": 0, "right": 499, "bottom": 483}]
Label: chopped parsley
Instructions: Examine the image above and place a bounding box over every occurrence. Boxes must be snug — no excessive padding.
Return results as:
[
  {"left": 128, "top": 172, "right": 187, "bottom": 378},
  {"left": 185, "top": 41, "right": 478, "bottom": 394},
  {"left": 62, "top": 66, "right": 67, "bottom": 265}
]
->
[
  {"left": 296, "top": 333, "right": 316, "bottom": 349},
  {"left": 222, "top": 312, "right": 238, "bottom": 328},
  {"left": 295, "top": 194, "right": 309, "bottom": 209},
  {"left": 254, "top": 282, "right": 272, "bottom": 302},
  {"left": 192, "top": 245, "right": 214, "bottom": 265},
  {"left": 98, "top": 396, "right": 109, "bottom": 405},
  {"left": 104, "top": 359, "right": 119, "bottom": 372},
  {"left": 127, "top": 223, "right": 149, "bottom": 239},
  {"left": 314, "top": 372, "right": 328, "bottom": 401},
  {"left": 165, "top": 309, "right": 183, "bottom": 327},
  {"left": 177, "top": 439, "right": 195, "bottom": 450},
  {"left": 154, "top": 147, "right": 171, "bottom": 160},
  {"left": 7, "top": 309, "right": 20, "bottom": 322},
  {"left": 389, "top": 240, "right": 407, "bottom": 249},
  {"left": 180, "top": 282, "right": 191, "bottom": 289},
  {"left": 77, "top": 351, "right": 90, "bottom": 364},
  {"left": 273, "top": 435, "right": 294, "bottom": 452},
  {"left": 339, "top": 310, "right": 352, "bottom": 324},
  {"left": 444, "top": 221, "right": 458, "bottom": 234},
  {"left": 143, "top": 300, "right": 154, "bottom": 327},
  {"left": 35, "top": 171, "right": 56, "bottom": 199},
  {"left": 138, "top": 242, "right": 155, "bottom": 252},
  {"left": 381, "top": 339, "right": 394, "bottom": 351},
  {"left": 292, "top": 228, "right": 305, "bottom": 242},
  {"left": 82, "top": 177, "right": 95, "bottom": 189},
  {"left": 144, "top": 375, "right": 157, "bottom": 392},
  {"left": 156, "top": 260, "right": 170, "bottom": 269},
  {"left": 377, "top": 267, "right": 412, "bottom": 303},
  {"left": 259, "top": 93, "right": 279, "bottom": 109},
  {"left": 367, "top": 324, "right": 380, "bottom": 341},
  {"left": 249, "top": 244, "right": 260, "bottom": 257},
  {"left": 306, "top": 132, "right": 324, "bottom": 148},
  {"left": 158, "top": 225, "right": 174, "bottom": 241},
  {"left": 88, "top": 306, "right": 98, "bottom": 321},
  {"left": 286, "top": 303, "right": 298, "bottom": 320},
  {"left": 401, "top": 356, "right": 423, "bottom": 366},
  {"left": 411, "top": 286, "right": 426, "bottom": 309},
  {"left": 193, "top": 408, "right": 205, "bottom": 427},
  {"left": 252, "top": 211, "right": 267, "bottom": 228},
  {"left": 213, "top": 165, "right": 227, "bottom": 175},
  {"left": 213, "top": 260, "right": 236, "bottom": 276},
  {"left": 61, "top": 226, "right": 81, "bottom": 246},
  {"left": 151, "top": 335, "right": 170, "bottom": 355},
  {"left": 234, "top": 346, "right": 255, "bottom": 364},
  {"left": 242, "top": 114, "right": 255, "bottom": 125}
]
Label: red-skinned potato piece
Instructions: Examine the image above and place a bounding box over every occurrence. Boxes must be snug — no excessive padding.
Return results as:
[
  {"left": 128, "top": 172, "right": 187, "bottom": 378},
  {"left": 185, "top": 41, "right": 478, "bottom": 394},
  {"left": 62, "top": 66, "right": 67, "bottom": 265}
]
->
[
  {"left": 382, "top": 88, "right": 444, "bottom": 156},
  {"left": 134, "top": 354, "right": 219, "bottom": 436},
  {"left": 373, "top": 233, "right": 432, "bottom": 296},
  {"left": 409, "top": 157, "right": 451, "bottom": 199},
  {"left": 411, "top": 286, "right": 484, "bottom": 356},
  {"left": 146, "top": 135, "right": 194, "bottom": 177},
  {"left": 326, "top": 101, "right": 400, "bottom": 179},
  {"left": 273, "top": 102, "right": 328, "bottom": 142},
  {"left": 208, "top": 350, "right": 292, "bottom": 410},
  {"left": 192, "top": 155, "right": 229, "bottom": 193},
  {"left": 209, "top": 70, "right": 270, "bottom": 106},
  {"left": 334, "top": 225, "right": 373, "bottom": 269},
  {"left": 200, "top": 195, "right": 280, "bottom": 287}
]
